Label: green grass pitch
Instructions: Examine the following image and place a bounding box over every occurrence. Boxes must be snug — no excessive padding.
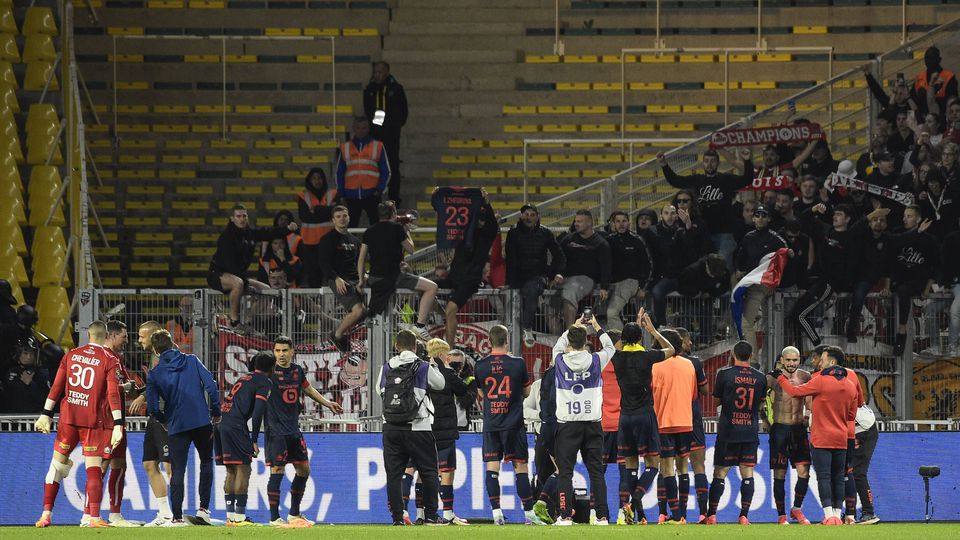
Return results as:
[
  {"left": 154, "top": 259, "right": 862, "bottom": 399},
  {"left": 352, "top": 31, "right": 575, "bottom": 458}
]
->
[{"left": 1, "top": 523, "right": 959, "bottom": 539}]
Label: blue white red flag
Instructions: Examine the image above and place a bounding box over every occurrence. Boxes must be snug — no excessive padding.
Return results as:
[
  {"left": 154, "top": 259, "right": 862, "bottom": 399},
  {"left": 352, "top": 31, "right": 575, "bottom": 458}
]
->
[{"left": 731, "top": 248, "right": 789, "bottom": 339}]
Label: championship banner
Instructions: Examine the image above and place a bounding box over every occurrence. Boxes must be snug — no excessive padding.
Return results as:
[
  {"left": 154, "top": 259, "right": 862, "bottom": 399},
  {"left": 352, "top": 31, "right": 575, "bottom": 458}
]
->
[
  {"left": 710, "top": 123, "right": 822, "bottom": 148},
  {"left": 825, "top": 172, "right": 915, "bottom": 206},
  {"left": 739, "top": 175, "right": 794, "bottom": 192},
  {"left": 430, "top": 187, "right": 485, "bottom": 249}
]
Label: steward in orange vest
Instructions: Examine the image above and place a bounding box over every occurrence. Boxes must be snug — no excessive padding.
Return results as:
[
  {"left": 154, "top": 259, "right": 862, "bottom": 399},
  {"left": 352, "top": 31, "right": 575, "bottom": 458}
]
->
[
  {"left": 298, "top": 169, "right": 337, "bottom": 246},
  {"left": 336, "top": 116, "right": 391, "bottom": 227},
  {"left": 912, "top": 46, "right": 958, "bottom": 119}
]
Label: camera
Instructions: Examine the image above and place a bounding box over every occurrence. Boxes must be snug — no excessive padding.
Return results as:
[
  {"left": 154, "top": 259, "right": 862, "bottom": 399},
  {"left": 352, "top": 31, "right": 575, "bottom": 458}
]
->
[
  {"left": 919, "top": 466, "right": 940, "bottom": 478},
  {"left": 397, "top": 210, "right": 419, "bottom": 226}
]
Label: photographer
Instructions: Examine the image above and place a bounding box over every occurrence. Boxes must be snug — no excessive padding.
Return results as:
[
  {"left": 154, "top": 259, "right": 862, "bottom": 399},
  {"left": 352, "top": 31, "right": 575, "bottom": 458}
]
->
[
  {"left": 358, "top": 201, "right": 437, "bottom": 341},
  {"left": 0, "top": 338, "right": 50, "bottom": 413}
]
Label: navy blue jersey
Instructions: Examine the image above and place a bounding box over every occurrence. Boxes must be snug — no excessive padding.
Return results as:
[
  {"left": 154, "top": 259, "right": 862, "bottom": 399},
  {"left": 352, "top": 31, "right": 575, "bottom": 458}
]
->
[
  {"left": 713, "top": 364, "right": 767, "bottom": 443},
  {"left": 221, "top": 371, "right": 272, "bottom": 426},
  {"left": 474, "top": 353, "right": 529, "bottom": 431},
  {"left": 685, "top": 354, "right": 707, "bottom": 423},
  {"left": 267, "top": 363, "right": 310, "bottom": 436}
]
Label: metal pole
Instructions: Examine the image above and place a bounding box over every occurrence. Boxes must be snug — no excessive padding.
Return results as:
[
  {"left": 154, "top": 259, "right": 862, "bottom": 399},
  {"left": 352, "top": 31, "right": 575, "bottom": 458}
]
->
[
  {"left": 554, "top": 0, "right": 560, "bottom": 55},
  {"left": 902, "top": 0, "right": 908, "bottom": 43},
  {"left": 757, "top": 0, "right": 763, "bottom": 49},
  {"left": 39, "top": 52, "right": 61, "bottom": 105},
  {"left": 620, "top": 54, "right": 626, "bottom": 151},
  {"left": 724, "top": 50, "right": 730, "bottom": 125},
  {"left": 655, "top": 0, "right": 661, "bottom": 48},
  {"left": 331, "top": 37, "right": 337, "bottom": 142},
  {"left": 522, "top": 141, "right": 528, "bottom": 205},
  {"left": 112, "top": 34, "right": 117, "bottom": 141},
  {"left": 222, "top": 37, "right": 227, "bottom": 140}
]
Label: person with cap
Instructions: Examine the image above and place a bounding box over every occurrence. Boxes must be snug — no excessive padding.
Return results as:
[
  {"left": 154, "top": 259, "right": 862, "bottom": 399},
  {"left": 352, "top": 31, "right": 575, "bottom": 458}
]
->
[
  {"left": 864, "top": 152, "right": 912, "bottom": 229},
  {"left": 911, "top": 46, "right": 958, "bottom": 121},
  {"left": 658, "top": 148, "right": 753, "bottom": 271},
  {"left": 505, "top": 203, "right": 566, "bottom": 347},
  {"left": 734, "top": 204, "right": 787, "bottom": 357}
]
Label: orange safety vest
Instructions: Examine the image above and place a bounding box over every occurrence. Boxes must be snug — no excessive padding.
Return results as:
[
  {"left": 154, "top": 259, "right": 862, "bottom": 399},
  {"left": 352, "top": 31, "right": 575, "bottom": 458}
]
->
[
  {"left": 915, "top": 69, "right": 956, "bottom": 99},
  {"left": 165, "top": 319, "right": 192, "bottom": 354},
  {"left": 341, "top": 140, "right": 384, "bottom": 192},
  {"left": 298, "top": 188, "right": 337, "bottom": 245}
]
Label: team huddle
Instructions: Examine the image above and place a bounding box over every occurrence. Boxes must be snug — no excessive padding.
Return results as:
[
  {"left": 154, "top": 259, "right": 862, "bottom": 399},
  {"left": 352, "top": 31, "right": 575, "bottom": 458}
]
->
[
  {"left": 381, "top": 308, "right": 878, "bottom": 527},
  {"left": 32, "top": 321, "right": 341, "bottom": 528},
  {"left": 30, "top": 311, "right": 877, "bottom": 527}
]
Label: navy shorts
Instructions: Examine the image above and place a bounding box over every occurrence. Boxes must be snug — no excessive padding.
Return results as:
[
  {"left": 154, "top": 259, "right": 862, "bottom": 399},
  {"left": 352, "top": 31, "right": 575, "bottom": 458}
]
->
[
  {"left": 714, "top": 440, "right": 759, "bottom": 468},
  {"left": 265, "top": 432, "right": 309, "bottom": 467},
  {"left": 618, "top": 411, "right": 660, "bottom": 458},
  {"left": 539, "top": 422, "right": 557, "bottom": 458},
  {"left": 691, "top": 411, "right": 706, "bottom": 451},
  {"left": 214, "top": 423, "right": 254, "bottom": 465},
  {"left": 438, "top": 442, "right": 457, "bottom": 472},
  {"left": 769, "top": 423, "right": 811, "bottom": 470},
  {"left": 483, "top": 428, "right": 529, "bottom": 463},
  {"left": 602, "top": 431, "right": 621, "bottom": 464},
  {"left": 659, "top": 431, "right": 693, "bottom": 459}
]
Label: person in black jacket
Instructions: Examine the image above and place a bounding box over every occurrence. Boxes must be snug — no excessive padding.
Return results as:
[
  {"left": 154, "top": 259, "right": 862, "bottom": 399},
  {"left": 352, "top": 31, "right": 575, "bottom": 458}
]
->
[
  {"left": 887, "top": 206, "right": 939, "bottom": 355},
  {"left": 208, "top": 205, "right": 299, "bottom": 326},
  {"left": 506, "top": 204, "right": 566, "bottom": 346},
  {"left": 557, "top": 210, "right": 611, "bottom": 327},
  {"left": 603, "top": 211, "right": 653, "bottom": 331},
  {"left": 437, "top": 199, "right": 500, "bottom": 346},
  {"left": 0, "top": 279, "right": 19, "bottom": 374},
  {"left": 939, "top": 224, "right": 960, "bottom": 354},
  {"left": 424, "top": 339, "right": 471, "bottom": 525},
  {"left": 318, "top": 206, "right": 365, "bottom": 352},
  {"left": 650, "top": 205, "right": 694, "bottom": 328},
  {"left": 677, "top": 253, "right": 730, "bottom": 343},
  {"left": 846, "top": 209, "right": 892, "bottom": 343},
  {"left": 363, "top": 62, "right": 408, "bottom": 204},
  {"left": 864, "top": 153, "right": 912, "bottom": 229},
  {"left": 0, "top": 338, "right": 50, "bottom": 413},
  {"left": 658, "top": 147, "right": 753, "bottom": 270},
  {"left": 734, "top": 204, "right": 788, "bottom": 354}
]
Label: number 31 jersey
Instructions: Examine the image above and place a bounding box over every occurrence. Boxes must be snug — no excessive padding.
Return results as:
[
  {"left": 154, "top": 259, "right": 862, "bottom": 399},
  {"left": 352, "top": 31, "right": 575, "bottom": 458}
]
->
[
  {"left": 474, "top": 353, "right": 529, "bottom": 431},
  {"left": 713, "top": 364, "right": 768, "bottom": 443},
  {"left": 267, "top": 363, "right": 311, "bottom": 436}
]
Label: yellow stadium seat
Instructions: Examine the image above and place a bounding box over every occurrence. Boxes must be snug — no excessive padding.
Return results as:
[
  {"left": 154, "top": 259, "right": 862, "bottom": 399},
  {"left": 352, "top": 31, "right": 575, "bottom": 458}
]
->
[
  {"left": 37, "top": 286, "right": 70, "bottom": 317},
  {"left": 30, "top": 225, "right": 65, "bottom": 263},
  {"left": 23, "top": 35, "right": 56, "bottom": 62},
  {"left": 0, "top": 149, "right": 21, "bottom": 191},
  {"left": 0, "top": 34, "right": 18, "bottom": 63},
  {"left": 31, "top": 250, "right": 66, "bottom": 287},
  {"left": 0, "top": 7, "right": 16, "bottom": 35},
  {"left": 28, "top": 166, "right": 64, "bottom": 227},
  {"left": 23, "top": 7, "right": 58, "bottom": 36},
  {"left": 0, "top": 213, "right": 25, "bottom": 255},
  {"left": 0, "top": 248, "right": 28, "bottom": 287},
  {"left": 0, "top": 81, "right": 17, "bottom": 112},
  {"left": 26, "top": 132, "right": 62, "bottom": 165},
  {"left": 0, "top": 60, "right": 14, "bottom": 87},
  {"left": 27, "top": 103, "right": 57, "bottom": 130},
  {"left": 38, "top": 316, "right": 73, "bottom": 348},
  {"left": 0, "top": 174, "right": 24, "bottom": 224},
  {"left": 24, "top": 61, "right": 58, "bottom": 90}
]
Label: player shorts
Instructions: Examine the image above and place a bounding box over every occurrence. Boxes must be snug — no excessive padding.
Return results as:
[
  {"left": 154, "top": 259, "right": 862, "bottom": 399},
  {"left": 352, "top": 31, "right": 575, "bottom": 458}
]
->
[
  {"left": 483, "top": 428, "right": 529, "bottom": 463},
  {"left": 437, "top": 442, "right": 457, "bottom": 472},
  {"left": 54, "top": 424, "right": 112, "bottom": 459},
  {"left": 691, "top": 411, "right": 706, "bottom": 451},
  {"left": 602, "top": 431, "right": 621, "bottom": 464},
  {"left": 659, "top": 431, "right": 693, "bottom": 459},
  {"left": 436, "top": 278, "right": 481, "bottom": 309},
  {"left": 714, "top": 440, "right": 759, "bottom": 468},
  {"left": 617, "top": 410, "right": 660, "bottom": 458},
  {"left": 142, "top": 417, "right": 171, "bottom": 463},
  {"left": 769, "top": 423, "right": 811, "bottom": 470},
  {"left": 265, "top": 432, "right": 309, "bottom": 467},
  {"left": 328, "top": 280, "right": 364, "bottom": 313},
  {"left": 539, "top": 422, "right": 557, "bottom": 457},
  {"left": 214, "top": 423, "right": 254, "bottom": 465}
]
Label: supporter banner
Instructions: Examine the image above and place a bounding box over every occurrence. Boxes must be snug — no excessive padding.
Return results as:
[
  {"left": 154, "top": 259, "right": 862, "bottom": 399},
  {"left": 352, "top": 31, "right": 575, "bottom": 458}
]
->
[
  {"left": 912, "top": 358, "right": 960, "bottom": 420},
  {"left": 2, "top": 432, "right": 958, "bottom": 524},
  {"left": 217, "top": 331, "right": 368, "bottom": 417},
  {"left": 710, "top": 123, "right": 822, "bottom": 148},
  {"left": 739, "top": 175, "right": 794, "bottom": 192},
  {"left": 824, "top": 172, "right": 915, "bottom": 206}
]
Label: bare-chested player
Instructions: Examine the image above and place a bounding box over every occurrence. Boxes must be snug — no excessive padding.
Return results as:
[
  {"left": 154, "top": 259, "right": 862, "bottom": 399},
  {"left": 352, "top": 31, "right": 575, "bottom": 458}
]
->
[{"left": 766, "top": 346, "right": 813, "bottom": 525}]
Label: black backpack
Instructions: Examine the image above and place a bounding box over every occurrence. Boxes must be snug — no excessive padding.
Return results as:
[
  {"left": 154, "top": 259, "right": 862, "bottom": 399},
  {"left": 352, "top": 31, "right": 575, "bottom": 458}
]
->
[{"left": 382, "top": 360, "right": 423, "bottom": 424}]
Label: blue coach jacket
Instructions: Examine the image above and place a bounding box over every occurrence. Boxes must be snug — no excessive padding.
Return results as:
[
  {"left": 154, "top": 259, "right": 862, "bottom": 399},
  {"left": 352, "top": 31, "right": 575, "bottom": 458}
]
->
[{"left": 146, "top": 348, "right": 221, "bottom": 436}]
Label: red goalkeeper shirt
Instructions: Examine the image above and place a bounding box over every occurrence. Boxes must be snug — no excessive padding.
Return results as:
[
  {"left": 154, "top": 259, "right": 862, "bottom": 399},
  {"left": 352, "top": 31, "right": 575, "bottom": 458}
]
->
[{"left": 47, "top": 342, "right": 123, "bottom": 428}]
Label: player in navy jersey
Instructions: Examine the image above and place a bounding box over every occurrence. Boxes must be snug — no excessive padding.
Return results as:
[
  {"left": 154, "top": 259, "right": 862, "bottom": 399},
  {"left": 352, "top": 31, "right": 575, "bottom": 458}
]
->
[
  {"left": 266, "top": 336, "right": 343, "bottom": 527},
  {"left": 215, "top": 353, "right": 275, "bottom": 526},
  {"left": 473, "top": 325, "right": 535, "bottom": 525},
  {"left": 705, "top": 341, "right": 767, "bottom": 525}
]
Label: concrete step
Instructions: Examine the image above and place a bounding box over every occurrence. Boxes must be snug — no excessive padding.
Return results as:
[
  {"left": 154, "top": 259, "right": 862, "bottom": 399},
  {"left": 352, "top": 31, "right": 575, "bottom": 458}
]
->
[
  {"left": 398, "top": 0, "right": 555, "bottom": 8},
  {"left": 402, "top": 76, "right": 516, "bottom": 92},
  {"left": 391, "top": 7, "right": 555, "bottom": 24},
  {"left": 383, "top": 48, "right": 519, "bottom": 64},
  {"left": 387, "top": 21, "right": 526, "bottom": 36},
  {"left": 384, "top": 34, "right": 532, "bottom": 51}
]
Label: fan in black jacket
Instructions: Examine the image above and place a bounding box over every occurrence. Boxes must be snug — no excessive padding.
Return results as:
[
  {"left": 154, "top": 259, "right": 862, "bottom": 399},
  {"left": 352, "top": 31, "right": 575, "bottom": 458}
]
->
[
  {"left": 887, "top": 207, "right": 939, "bottom": 355},
  {"left": 505, "top": 204, "right": 566, "bottom": 343},
  {"left": 602, "top": 211, "right": 654, "bottom": 331},
  {"left": 208, "top": 205, "right": 298, "bottom": 325}
]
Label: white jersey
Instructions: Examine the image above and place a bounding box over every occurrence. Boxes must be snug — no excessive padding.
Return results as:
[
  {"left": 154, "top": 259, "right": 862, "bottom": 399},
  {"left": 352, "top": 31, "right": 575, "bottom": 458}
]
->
[{"left": 554, "top": 351, "right": 603, "bottom": 423}]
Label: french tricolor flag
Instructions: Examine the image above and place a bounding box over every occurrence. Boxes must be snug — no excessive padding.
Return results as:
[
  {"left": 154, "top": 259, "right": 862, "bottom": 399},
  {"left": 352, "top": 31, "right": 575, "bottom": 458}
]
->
[{"left": 731, "top": 248, "right": 790, "bottom": 339}]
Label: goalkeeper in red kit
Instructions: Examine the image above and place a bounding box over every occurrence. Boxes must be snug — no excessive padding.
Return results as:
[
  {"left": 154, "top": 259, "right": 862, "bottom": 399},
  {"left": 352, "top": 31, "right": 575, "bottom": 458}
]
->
[{"left": 33, "top": 321, "right": 125, "bottom": 528}]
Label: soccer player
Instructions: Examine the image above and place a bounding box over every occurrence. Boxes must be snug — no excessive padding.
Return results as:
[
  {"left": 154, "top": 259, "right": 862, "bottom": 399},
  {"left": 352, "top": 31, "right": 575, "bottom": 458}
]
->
[
  {"left": 651, "top": 328, "right": 697, "bottom": 524},
  {"left": 266, "top": 336, "right": 343, "bottom": 527},
  {"left": 767, "top": 346, "right": 813, "bottom": 525},
  {"left": 610, "top": 310, "right": 674, "bottom": 525},
  {"left": 552, "top": 313, "right": 616, "bottom": 526},
  {"left": 146, "top": 330, "right": 220, "bottom": 527},
  {"left": 215, "top": 352, "right": 274, "bottom": 526},
  {"left": 34, "top": 321, "right": 124, "bottom": 528},
  {"left": 599, "top": 329, "right": 622, "bottom": 524},
  {"left": 673, "top": 328, "right": 709, "bottom": 523},
  {"left": 474, "top": 324, "right": 535, "bottom": 525},
  {"left": 775, "top": 345, "right": 860, "bottom": 525},
  {"left": 705, "top": 341, "right": 767, "bottom": 525},
  {"left": 531, "top": 349, "right": 560, "bottom": 524},
  {"left": 128, "top": 320, "right": 173, "bottom": 526}
]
